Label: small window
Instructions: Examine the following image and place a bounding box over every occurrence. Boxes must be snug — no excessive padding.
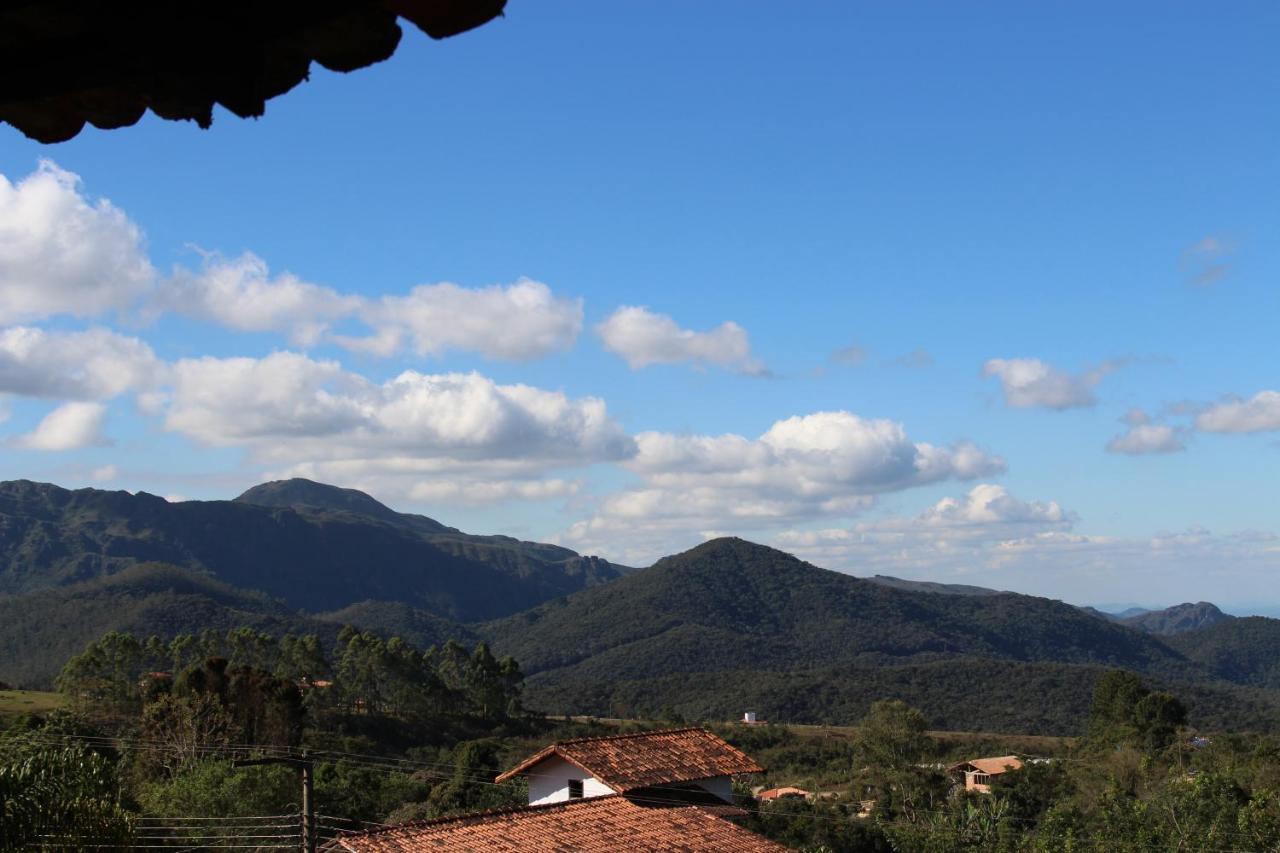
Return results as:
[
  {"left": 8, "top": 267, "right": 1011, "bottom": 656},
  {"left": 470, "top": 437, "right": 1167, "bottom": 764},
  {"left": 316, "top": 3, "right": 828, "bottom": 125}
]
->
[{"left": 568, "top": 779, "right": 584, "bottom": 799}]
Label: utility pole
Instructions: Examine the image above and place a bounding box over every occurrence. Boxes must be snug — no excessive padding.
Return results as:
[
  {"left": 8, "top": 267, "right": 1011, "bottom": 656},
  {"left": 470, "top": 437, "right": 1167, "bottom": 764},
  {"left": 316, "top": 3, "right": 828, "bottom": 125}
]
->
[
  {"left": 233, "top": 753, "right": 316, "bottom": 853},
  {"left": 301, "top": 754, "right": 315, "bottom": 853}
]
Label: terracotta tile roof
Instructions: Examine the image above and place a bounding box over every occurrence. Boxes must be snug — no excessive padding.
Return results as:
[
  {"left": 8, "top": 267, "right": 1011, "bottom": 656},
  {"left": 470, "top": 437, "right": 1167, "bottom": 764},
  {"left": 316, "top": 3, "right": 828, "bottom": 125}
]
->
[
  {"left": 496, "top": 727, "right": 764, "bottom": 791},
  {"left": 758, "top": 786, "right": 810, "bottom": 801},
  {"left": 323, "top": 795, "right": 789, "bottom": 852},
  {"left": 949, "top": 755, "right": 1023, "bottom": 775}
]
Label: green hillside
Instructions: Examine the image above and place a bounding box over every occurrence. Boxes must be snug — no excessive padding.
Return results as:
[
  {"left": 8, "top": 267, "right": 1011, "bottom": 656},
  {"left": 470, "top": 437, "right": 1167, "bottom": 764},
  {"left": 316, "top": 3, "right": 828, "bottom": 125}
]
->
[
  {"left": 525, "top": 658, "right": 1280, "bottom": 736},
  {"left": 485, "top": 538, "right": 1196, "bottom": 681},
  {"left": 1119, "top": 601, "right": 1234, "bottom": 635},
  {"left": 0, "top": 479, "right": 624, "bottom": 620},
  {"left": 1164, "top": 616, "right": 1280, "bottom": 689}
]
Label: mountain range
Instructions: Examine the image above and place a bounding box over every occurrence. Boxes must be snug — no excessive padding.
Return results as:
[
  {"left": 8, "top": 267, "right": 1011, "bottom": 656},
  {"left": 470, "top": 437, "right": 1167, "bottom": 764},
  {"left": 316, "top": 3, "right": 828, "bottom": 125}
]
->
[{"left": 1, "top": 478, "right": 1277, "bottom": 735}]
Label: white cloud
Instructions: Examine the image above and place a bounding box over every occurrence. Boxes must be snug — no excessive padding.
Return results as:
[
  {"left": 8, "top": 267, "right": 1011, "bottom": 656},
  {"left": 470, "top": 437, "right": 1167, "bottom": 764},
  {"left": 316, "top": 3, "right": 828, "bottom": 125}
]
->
[
  {"left": 919, "top": 483, "right": 1069, "bottom": 527},
  {"left": 983, "top": 357, "right": 1121, "bottom": 410},
  {"left": 159, "top": 352, "right": 632, "bottom": 505},
  {"left": 340, "top": 278, "right": 582, "bottom": 361},
  {"left": 0, "top": 326, "right": 161, "bottom": 399},
  {"left": 1195, "top": 391, "right": 1280, "bottom": 434},
  {"left": 0, "top": 161, "right": 154, "bottom": 324},
  {"left": 559, "top": 410, "right": 1004, "bottom": 563},
  {"left": 1106, "top": 410, "right": 1186, "bottom": 455},
  {"left": 91, "top": 464, "right": 119, "bottom": 482},
  {"left": 13, "top": 401, "right": 108, "bottom": 450},
  {"left": 160, "top": 252, "right": 359, "bottom": 346},
  {"left": 596, "top": 306, "right": 765, "bottom": 374},
  {"left": 770, "top": 486, "right": 1279, "bottom": 602}
]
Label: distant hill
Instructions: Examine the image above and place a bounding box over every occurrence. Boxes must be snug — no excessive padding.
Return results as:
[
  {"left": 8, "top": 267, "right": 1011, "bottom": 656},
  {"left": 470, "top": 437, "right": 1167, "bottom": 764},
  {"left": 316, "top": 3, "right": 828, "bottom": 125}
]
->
[
  {"left": 1164, "top": 617, "right": 1280, "bottom": 690},
  {"left": 0, "top": 479, "right": 624, "bottom": 621},
  {"left": 0, "top": 563, "right": 338, "bottom": 686},
  {"left": 6, "top": 483, "right": 1279, "bottom": 735},
  {"left": 484, "top": 538, "right": 1201, "bottom": 700},
  {"left": 864, "top": 575, "right": 1003, "bottom": 596},
  {"left": 1119, "top": 602, "right": 1234, "bottom": 635},
  {"left": 0, "top": 562, "right": 479, "bottom": 688},
  {"left": 236, "top": 478, "right": 457, "bottom": 533}
]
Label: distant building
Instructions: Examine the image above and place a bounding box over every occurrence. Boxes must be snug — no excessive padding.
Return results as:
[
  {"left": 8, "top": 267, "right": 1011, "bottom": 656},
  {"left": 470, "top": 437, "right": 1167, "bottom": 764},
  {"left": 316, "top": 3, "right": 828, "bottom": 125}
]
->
[
  {"left": 743, "top": 711, "right": 758, "bottom": 723},
  {"left": 322, "top": 794, "right": 788, "bottom": 852},
  {"left": 758, "top": 786, "right": 810, "bottom": 801},
  {"left": 947, "top": 755, "right": 1024, "bottom": 793},
  {"left": 496, "top": 727, "right": 763, "bottom": 806}
]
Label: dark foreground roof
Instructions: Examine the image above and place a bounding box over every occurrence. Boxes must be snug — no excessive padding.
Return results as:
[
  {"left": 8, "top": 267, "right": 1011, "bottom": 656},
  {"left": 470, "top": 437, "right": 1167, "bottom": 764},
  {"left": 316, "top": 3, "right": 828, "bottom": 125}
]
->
[
  {"left": 322, "top": 794, "right": 788, "bottom": 852},
  {"left": 496, "top": 727, "right": 764, "bottom": 792},
  {"left": 0, "top": 0, "right": 506, "bottom": 143}
]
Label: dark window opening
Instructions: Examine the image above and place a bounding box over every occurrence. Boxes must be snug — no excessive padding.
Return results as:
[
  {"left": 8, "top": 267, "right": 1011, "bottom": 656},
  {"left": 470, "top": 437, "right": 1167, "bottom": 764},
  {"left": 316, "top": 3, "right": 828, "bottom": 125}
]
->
[{"left": 568, "top": 779, "right": 584, "bottom": 798}]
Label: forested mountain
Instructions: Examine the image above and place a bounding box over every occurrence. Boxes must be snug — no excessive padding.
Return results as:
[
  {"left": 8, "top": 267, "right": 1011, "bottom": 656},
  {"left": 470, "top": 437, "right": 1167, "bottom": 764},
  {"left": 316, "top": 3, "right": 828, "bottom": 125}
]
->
[
  {"left": 1119, "top": 602, "right": 1233, "bottom": 635},
  {"left": 482, "top": 539, "right": 1280, "bottom": 731},
  {"left": 487, "top": 538, "right": 1189, "bottom": 676},
  {"left": 863, "top": 575, "right": 1003, "bottom": 596},
  {"left": 0, "top": 479, "right": 623, "bottom": 620},
  {"left": 5, "top": 481, "right": 1280, "bottom": 736},
  {"left": 1164, "top": 617, "right": 1280, "bottom": 690}
]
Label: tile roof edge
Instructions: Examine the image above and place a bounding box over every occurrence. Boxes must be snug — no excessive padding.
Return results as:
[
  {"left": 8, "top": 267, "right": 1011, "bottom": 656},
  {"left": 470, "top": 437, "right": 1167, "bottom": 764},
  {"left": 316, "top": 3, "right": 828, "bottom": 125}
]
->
[
  {"left": 334, "top": 793, "right": 710, "bottom": 842},
  {"left": 496, "top": 727, "right": 731, "bottom": 783}
]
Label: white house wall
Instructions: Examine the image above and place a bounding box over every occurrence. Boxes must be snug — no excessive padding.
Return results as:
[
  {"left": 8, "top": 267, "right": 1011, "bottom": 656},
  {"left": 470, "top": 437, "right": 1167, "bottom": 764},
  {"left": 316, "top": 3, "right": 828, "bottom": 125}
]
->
[{"left": 526, "top": 756, "right": 614, "bottom": 805}]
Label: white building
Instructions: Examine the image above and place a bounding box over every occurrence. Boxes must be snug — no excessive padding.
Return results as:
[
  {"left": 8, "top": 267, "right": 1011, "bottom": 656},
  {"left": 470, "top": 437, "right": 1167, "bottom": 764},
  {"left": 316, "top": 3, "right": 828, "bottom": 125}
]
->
[{"left": 495, "top": 727, "right": 763, "bottom": 806}]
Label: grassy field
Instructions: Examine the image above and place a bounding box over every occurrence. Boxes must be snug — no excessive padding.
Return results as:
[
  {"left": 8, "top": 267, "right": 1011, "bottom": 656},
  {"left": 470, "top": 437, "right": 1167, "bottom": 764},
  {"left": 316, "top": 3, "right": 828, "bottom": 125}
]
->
[{"left": 0, "top": 689, "right": 66, "bottom": 720}]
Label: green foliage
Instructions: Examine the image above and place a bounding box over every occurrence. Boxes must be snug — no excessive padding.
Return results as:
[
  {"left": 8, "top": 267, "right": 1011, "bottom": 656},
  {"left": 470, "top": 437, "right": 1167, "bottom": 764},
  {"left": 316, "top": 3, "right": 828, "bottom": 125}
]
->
[
  {"left": 314, "top": 760, "right": 431, "bottom": 823},
  {"left": 854, "top": 700, "right": 929, "bottom": 771},
  {"left": 419, "top": 739, "right": 526, "bottom": 818},
  {"left": 137, "top": 759, "right": 297, "bottom": 819},
  {"left": 0, "top": 741, "right": 134, "bottom": 850},
  {"left": 1088, "top": 670, "right": 1187, "bottom": 750}
]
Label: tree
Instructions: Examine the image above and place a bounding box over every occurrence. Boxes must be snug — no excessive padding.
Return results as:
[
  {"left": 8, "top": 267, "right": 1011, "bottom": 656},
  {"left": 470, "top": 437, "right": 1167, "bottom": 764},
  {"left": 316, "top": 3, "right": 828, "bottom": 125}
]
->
[
  {"left": 854, "top": 700, "right": 930, "bottom": 771},
  {"left": 138, "top": 759, "right": 297, "bottom": 824},
  {"left": 1133, "top": 692, "right": 1186, "bottom": 751},
  {"left": 1088, "top": 671, "right": 1187, "bottom": 752}
]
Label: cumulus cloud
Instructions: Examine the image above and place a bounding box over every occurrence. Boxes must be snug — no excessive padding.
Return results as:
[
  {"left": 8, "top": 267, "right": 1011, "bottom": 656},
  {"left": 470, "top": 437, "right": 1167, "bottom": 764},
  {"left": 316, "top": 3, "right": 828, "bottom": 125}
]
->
[
  {"left": 1107, "top": 410, "right": 1186, "bottom": 455},
  {"left": 983, "top": 357, "right": 1122, "bottom": 410},
  {"left": 158, "top": 352, "right": 632, "bottom": 504},
  {"left": 159, "top": 252, "right": 359, "bottom": 346},
  {"left": 340, "top": 278, "right": 583, "bottom": 361},
  {"left": 1195, "top": 391, "right": 1280, "bottom": 434},
  {"left": 596, "top": 306, "right": 765, "bottom": 374},
  {"left": 559, "top": 410, "right": 1004, "bottom": 563},
  {"left": 0, "top": 162, "right": 155, "bottom": 325},
  {"left": 13, "top": 401, "right": 109, "bottom": 450},
  {"left": 769, "top": 486, "right": 1279, "bottom": 602},
  {"left": 0, "top": 326, "right": 161, "bottom": 399},
  {"left": 91, "top": 464, "right": 119, "bottom": 482}
]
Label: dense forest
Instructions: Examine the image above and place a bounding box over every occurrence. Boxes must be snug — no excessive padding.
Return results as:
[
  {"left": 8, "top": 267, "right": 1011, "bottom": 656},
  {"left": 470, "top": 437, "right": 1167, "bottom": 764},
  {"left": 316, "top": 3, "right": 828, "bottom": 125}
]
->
[{"left": 6, "top": 630, "right": 1280, "bottom": 852}]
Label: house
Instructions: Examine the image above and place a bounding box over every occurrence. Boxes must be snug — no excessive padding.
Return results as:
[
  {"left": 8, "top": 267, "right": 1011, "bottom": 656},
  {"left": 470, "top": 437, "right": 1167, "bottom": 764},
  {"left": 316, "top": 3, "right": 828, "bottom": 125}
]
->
[
  {"left": 495, "top": 727, "right": 763, "bottom": 806},
  {"left": 758, "top": 786, "right": 810, "bottom": 802},
  {"left": 321, "top": 794, "right": 789, "bottom": 852},
  {"left": 947, "top": 755, "right": 1024, "bottom": 793}
]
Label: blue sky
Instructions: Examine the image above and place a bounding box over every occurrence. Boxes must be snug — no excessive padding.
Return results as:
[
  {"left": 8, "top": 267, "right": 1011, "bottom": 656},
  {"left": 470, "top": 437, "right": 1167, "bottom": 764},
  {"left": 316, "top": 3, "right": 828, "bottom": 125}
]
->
[{"left": 1, "top": 2, "right": 1277, "bottom": 609}]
